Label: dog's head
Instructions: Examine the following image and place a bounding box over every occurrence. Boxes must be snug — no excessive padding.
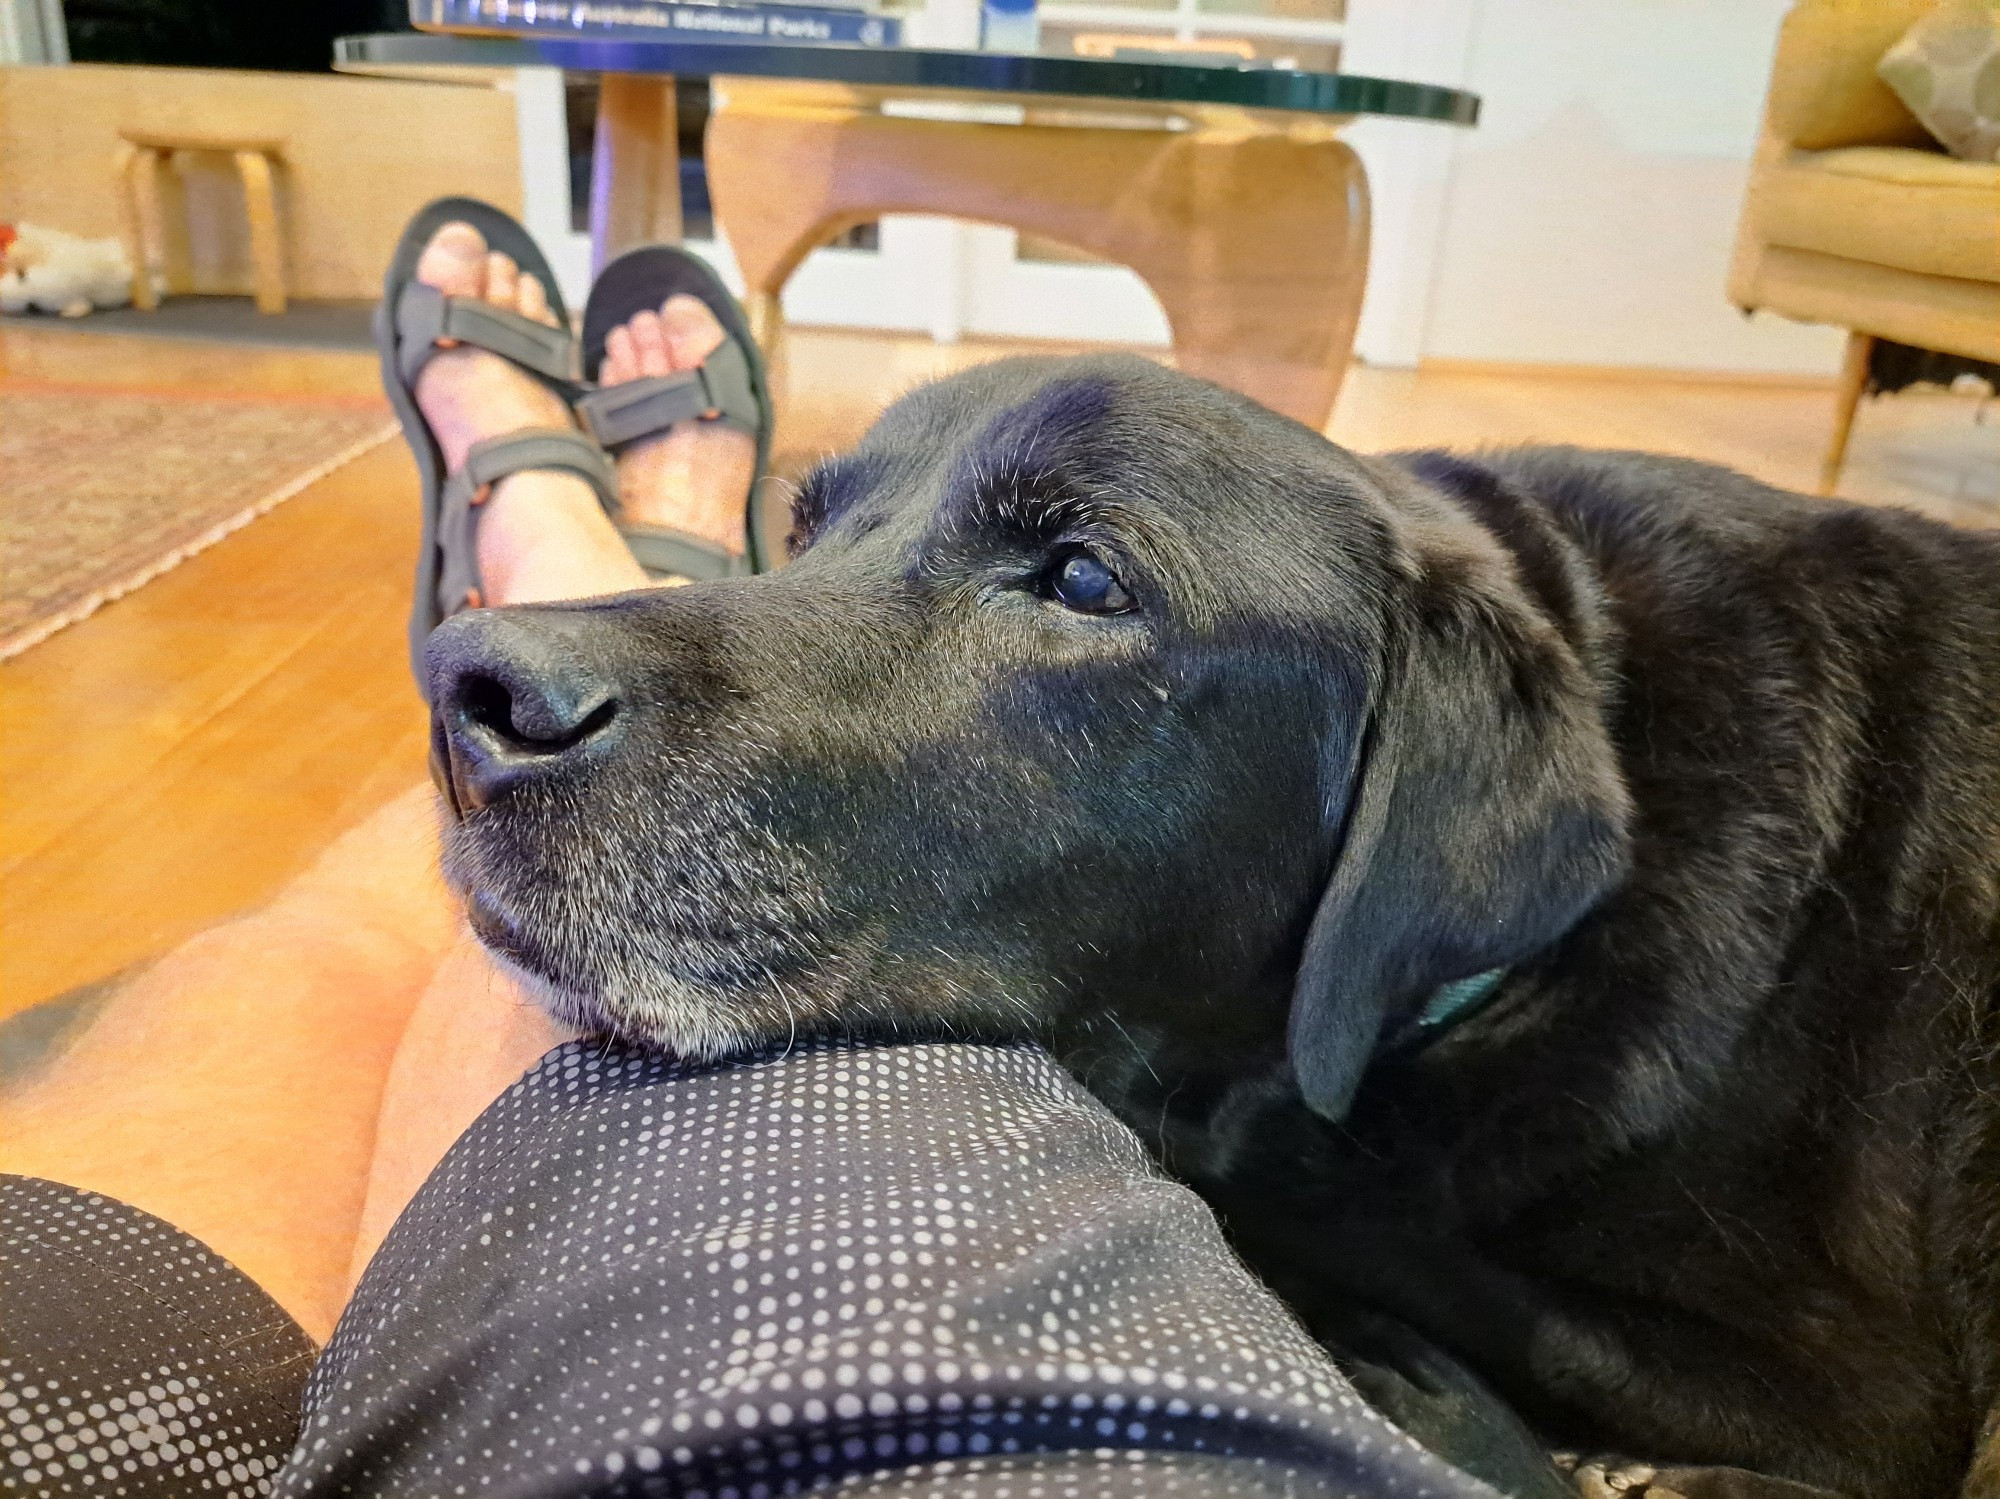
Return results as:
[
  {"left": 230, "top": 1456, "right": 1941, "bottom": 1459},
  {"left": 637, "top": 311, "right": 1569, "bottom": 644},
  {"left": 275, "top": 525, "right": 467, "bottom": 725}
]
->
[{"left": 428, "top": 355, "right": 1629, "bottom": 1125}]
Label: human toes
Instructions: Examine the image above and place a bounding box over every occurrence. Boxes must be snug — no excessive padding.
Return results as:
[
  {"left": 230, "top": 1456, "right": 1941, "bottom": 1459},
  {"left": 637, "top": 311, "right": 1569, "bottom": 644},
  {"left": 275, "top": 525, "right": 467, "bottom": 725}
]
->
[
  {"left": 625, "top": 309, "right": 675, "bottom": 379},
  {"left": 415, "top": 221, "right": 489, "bottom": 298},
  {"left": 600, "top": 295, "right": 729, "bottom": 387},
  {"left": 602, "top": 324, "right": 639, "bottom": 385},
  {"left": 485, "top": 251, "right": 520, "bottom": 312},
  {"left": 515, "top": 266, "right": 559, "bottom": 329},
  {"left": 658, "top": 294, "right": 726, "bottom": 370}
]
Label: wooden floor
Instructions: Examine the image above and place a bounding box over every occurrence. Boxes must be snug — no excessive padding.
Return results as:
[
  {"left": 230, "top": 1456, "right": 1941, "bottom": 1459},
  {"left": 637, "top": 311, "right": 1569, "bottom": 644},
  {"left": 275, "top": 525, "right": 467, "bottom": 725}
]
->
[{"left": 2, "top": 319, "right": 1994, "bottom": 1019}]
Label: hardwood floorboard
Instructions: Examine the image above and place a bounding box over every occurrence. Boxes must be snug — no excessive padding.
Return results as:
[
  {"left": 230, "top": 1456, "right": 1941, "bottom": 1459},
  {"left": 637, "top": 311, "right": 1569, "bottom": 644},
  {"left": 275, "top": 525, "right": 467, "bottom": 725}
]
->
[
  {"left": 2, "top": 364, "right": 425, "bottom": 1016},
  {"left": 0, "top": 321, "right": 384, "bottom": 402},
  {"left": 2, "top": 321, "right": 1992, "bottom": 1018}
]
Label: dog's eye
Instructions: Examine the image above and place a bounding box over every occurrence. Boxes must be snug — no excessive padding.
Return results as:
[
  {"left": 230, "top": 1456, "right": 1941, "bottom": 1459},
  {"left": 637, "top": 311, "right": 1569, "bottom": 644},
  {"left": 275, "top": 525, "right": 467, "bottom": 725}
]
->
[{"left": 1045, "top": 549, "right": 1135, "bottom": 615}]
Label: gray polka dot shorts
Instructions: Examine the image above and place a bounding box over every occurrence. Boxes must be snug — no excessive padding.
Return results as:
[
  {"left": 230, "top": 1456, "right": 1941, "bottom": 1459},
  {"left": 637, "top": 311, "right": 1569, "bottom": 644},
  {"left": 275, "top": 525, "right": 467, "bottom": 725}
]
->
[
  {"left": 6, "top": 1040, "right": 1500, "bottom": 1499},
  {"left": 0, "top": 1175, "right": 315, "bottom": 1497}
]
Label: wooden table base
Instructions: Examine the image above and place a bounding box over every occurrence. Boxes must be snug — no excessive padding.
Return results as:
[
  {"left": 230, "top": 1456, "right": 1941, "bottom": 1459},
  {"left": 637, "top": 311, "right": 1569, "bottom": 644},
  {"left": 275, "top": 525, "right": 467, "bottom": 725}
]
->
[
  {"left": 591, "top": 74, "right": 683, "bottom": 273},
  {"left": 704, "top": 82, "right": 1370, "bottom": 430}
]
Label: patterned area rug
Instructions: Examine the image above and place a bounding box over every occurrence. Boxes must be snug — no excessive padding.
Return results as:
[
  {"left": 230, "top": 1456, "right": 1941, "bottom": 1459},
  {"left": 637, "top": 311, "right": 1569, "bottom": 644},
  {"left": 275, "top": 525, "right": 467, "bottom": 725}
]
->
[{"left": 0, "top": 387, "right": 394, "bottom": 658}]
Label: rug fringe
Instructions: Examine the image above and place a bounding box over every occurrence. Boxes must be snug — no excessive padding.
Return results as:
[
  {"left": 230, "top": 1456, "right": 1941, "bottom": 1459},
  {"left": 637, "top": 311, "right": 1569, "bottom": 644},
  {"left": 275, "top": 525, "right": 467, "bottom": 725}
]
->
[{"left": 0, "top": 420, "right": 397, "bottom": 661}]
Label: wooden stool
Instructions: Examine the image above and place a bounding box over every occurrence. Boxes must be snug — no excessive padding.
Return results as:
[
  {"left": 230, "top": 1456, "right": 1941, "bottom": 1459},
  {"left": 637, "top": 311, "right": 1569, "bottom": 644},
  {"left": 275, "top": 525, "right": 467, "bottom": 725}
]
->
[
  {"left": 703, "top": 81, "right": 1370, "bottom": 431},
  {"left": 113, "top": 130, "right": 289, "bottom": 314}
]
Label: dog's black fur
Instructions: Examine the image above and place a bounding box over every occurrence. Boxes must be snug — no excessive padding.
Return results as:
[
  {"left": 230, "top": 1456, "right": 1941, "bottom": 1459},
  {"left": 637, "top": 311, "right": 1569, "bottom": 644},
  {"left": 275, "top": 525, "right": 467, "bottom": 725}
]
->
[{"left": 427, "top": 355, "right": 2000, "bottom": 1498}]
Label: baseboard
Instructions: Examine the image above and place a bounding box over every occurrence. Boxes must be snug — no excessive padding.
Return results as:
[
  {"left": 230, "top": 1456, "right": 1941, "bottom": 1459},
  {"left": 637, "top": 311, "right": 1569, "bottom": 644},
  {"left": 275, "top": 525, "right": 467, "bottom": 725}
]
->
[
  {"left": 1415, "top": 357, "right": 1838, "bottom": 392},
  {"left": 2, "top": 297, "right": 376, "bottom": 352}
]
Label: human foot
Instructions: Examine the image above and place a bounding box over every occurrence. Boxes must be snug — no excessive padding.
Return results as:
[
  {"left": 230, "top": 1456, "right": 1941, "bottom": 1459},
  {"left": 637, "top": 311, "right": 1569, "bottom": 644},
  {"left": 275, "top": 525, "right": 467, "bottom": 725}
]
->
[
  {"left": 597, "top": 293, "right": 759, "bottom": 559},
  {"left": 410, "top": 222, "right": 576, "bottom": 475},
  {"left": 407, "top": 222, "right": 647, "bottom": 606}
]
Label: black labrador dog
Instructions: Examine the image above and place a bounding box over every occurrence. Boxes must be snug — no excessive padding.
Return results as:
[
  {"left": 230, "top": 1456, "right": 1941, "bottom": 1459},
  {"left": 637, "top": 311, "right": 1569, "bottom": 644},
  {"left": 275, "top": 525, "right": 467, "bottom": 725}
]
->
[{"left": 425, "top": 354, "right": 2000, "bottom": 1499}]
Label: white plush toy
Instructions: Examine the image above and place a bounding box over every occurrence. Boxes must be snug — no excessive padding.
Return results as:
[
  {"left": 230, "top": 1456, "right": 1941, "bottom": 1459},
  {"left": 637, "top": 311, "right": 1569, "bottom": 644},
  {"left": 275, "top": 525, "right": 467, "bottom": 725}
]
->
[{"left": 0, "top": 223, "right": 138, "bottom": 317}]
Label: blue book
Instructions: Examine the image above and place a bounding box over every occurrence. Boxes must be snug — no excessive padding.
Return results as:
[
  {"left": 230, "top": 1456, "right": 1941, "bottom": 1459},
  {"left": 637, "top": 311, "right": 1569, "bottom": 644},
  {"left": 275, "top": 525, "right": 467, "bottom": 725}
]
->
[{"left": 414, "top": 0, "right": 904, "bottom": 48}]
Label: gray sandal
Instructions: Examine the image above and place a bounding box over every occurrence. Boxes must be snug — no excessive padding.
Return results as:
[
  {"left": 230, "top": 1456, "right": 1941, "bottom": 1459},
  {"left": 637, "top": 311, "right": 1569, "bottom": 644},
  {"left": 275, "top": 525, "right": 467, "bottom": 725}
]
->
[
  {"left": 377, "top": 197, "right": 620, "bottom": 693},
  {"left": 578, "top": 245, "right": 777, "bottom": 579}
]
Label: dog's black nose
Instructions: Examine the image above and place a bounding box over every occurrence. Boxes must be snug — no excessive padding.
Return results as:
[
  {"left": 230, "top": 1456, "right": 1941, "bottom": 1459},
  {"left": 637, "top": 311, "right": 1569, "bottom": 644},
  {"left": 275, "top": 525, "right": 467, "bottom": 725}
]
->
[{"left": 425, "top": 610, "right": 624, "bottom": 815}]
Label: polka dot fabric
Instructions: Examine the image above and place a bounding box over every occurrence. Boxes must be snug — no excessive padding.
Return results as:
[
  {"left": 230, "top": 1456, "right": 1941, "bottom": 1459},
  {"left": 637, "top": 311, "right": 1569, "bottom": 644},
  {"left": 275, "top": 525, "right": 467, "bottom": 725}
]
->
[
  {"left": 0, "top": 1174, "right": 316, "bottom": 1497},
  {"left": 278, "top": 1040, "right": 1495, "bottom": 1499}
]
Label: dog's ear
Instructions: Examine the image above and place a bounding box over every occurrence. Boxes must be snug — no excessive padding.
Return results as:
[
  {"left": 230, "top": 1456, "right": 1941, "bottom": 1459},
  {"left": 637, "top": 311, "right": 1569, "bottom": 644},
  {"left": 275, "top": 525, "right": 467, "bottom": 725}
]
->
[{"left": 1288, "top": 479, "right": 1631, "bottom": 1121}]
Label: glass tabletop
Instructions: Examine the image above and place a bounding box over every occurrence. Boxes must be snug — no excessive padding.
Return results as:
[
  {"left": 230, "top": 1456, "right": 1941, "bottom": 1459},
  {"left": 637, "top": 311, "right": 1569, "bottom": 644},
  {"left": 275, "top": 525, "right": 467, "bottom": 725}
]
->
[{"left": 334, "top": 30, "right": 1479, "bottom": 123}]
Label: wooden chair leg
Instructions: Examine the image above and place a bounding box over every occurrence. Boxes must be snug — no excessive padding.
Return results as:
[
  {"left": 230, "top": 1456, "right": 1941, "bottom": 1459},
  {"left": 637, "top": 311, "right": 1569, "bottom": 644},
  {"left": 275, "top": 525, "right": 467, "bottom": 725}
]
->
[
  {"left": 110, "top": 141, "right": 154, "bottom": 311},
  {"left": 743, "top": 289, "right": 782, "bottom": 353},
  {"left": 234, "top": 150, "right": 286, "bottom": 315},
  {"left": 125, "top": 145, "right": 167, "bottom": 311},
  {"left": 1820, "top": 330, "right": 1873, "bottom": 496},
  {"left": 742, "top": 289, "right": 788, "bottom": 410}
]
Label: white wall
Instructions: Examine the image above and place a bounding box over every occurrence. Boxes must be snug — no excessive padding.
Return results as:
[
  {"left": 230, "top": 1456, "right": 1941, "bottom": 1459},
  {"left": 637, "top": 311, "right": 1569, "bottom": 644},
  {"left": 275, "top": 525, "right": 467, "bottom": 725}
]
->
[
  {"left": 1342, "top": 0, "right": 1476, "bottom": 368},
  {"left": 1413, "top": 0, "right": 1846, "bottom": 375},
  {"left": 0, "top": 0, "right": 69, "bottom": 64}
]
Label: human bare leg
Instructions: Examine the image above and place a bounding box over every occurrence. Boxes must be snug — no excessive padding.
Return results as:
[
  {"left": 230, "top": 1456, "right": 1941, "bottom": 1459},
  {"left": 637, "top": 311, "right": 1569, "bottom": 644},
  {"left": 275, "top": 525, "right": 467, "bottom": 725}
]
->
[
  {"left": 0, "top": 787, "right": 456, "bottom": 1341},
  {"left": 1, "top": 220, "right": 763, "bottom": 1337}
]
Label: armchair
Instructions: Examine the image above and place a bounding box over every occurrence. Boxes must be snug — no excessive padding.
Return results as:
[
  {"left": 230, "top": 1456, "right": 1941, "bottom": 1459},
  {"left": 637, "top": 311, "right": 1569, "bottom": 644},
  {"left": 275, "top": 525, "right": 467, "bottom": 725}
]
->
[{"left": 1729, "top": 0, "right": 2000, "bottom": 494}]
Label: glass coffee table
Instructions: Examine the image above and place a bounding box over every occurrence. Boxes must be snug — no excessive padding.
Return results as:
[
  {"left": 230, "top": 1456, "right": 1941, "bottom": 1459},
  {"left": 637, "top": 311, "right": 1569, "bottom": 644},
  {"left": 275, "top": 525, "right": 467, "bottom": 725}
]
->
[{"left": 336, "top": 29, "right": 1477, "bottom": 427}]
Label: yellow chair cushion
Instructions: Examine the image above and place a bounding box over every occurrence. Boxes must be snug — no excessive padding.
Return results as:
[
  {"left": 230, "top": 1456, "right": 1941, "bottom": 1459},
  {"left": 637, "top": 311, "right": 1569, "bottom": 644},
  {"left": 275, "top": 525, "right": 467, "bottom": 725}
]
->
[{"left": 1760, "top": 145, "right": 2000, "bottom": 283}]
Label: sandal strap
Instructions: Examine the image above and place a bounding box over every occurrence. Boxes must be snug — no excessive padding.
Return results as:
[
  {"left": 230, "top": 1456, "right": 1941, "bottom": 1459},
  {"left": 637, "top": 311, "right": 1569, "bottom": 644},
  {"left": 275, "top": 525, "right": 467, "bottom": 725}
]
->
[
  {"left": 395, "top": 280, "right": 576, "bottom": 388},
  {"left": 434, "top": 429, "right": 620, "bottom": 618},
  {"left": 452, "top": 428, "right": 620, "bottom": 510},
  {"left": 621, "top": 525, "right": 755, "bottom": 582},
  {"left": 573, "top": 341, "right": 761, "bottom": 451}
]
